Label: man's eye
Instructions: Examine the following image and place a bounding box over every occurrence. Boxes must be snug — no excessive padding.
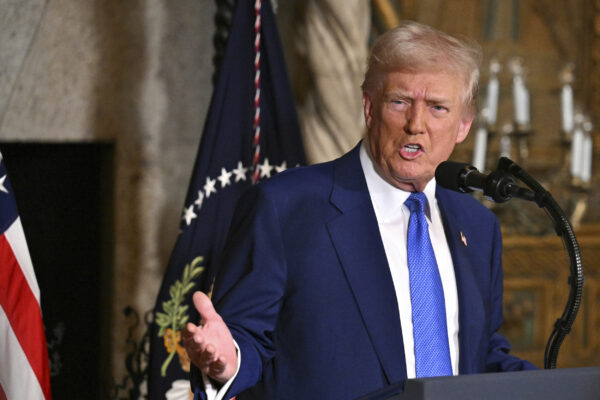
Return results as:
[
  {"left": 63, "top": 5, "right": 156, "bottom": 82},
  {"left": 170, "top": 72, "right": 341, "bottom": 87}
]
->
[{"left": 432, "top": 105, "right": 447, "bottom": 112}]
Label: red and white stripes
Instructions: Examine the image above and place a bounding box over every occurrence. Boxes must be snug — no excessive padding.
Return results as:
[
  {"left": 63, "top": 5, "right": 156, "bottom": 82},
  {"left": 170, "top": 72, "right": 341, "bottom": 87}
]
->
[
  {"left": 251, "top": 0, "right": 263, "bottom": 184},
  {"left": 0, "top": 217, "right": 51, "bottom": 400}
]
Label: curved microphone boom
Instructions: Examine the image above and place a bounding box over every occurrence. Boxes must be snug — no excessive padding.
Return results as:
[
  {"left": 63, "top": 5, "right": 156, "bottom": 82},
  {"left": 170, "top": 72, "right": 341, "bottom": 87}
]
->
[
  {"left": 435, "top": 161, "right": 535, "bottom": 203},
  {"left": 435, "top": 157, "right": 583, "bottom": 370}
]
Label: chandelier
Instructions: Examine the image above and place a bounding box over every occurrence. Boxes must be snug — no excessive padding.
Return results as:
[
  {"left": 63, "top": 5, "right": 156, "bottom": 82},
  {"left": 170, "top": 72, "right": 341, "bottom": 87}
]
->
[{"left": 470, "top": 58, "right": 594, "bottom": 235}]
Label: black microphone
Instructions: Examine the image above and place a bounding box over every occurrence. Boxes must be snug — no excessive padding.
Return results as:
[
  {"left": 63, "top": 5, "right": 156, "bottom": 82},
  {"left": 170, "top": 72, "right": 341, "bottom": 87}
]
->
[{"left": 435, "top": 161, "right": 535, "bottom": 203}]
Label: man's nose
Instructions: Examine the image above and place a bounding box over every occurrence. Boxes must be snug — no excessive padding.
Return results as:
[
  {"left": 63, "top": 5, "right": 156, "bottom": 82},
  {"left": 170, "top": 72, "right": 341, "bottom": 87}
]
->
[{"left": 405, "top": 105, "right": 426, "bottom": 135}]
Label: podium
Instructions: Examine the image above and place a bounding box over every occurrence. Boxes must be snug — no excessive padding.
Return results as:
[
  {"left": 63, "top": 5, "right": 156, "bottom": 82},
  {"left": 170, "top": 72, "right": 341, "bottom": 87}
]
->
[{"left": 358, "top": 367, "right": 600, "bottom": 400}]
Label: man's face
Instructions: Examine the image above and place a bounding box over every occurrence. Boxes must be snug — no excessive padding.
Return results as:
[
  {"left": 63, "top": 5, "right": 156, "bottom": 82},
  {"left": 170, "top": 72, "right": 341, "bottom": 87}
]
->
[{"left": 363, "top": 70, "right": 473, "bottom": 192}]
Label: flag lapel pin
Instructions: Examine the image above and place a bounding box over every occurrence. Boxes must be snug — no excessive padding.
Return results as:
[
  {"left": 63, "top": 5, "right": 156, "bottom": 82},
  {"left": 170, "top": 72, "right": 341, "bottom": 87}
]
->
[{"left": 460, "top": 231, "right": 468, "bottom": 247}]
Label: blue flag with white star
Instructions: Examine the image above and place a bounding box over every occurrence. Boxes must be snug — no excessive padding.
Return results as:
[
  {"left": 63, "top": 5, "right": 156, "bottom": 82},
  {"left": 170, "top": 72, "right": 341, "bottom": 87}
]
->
[{"left": 147, "top": 0, "right": 306, "bottom": 398}]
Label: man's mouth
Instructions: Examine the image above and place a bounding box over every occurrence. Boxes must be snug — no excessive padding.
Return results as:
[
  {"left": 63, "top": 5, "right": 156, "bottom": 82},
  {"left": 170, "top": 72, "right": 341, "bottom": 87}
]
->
[
  {"left": 399, "top": 143, "right": 424, "bottom": 159},
  {"left": 403, "top": 144, "right": 421, "bottom": 153}
]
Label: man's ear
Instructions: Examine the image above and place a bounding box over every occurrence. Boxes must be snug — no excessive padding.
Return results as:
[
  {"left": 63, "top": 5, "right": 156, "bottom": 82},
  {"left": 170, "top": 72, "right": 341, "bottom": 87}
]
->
[
  {"left": 456, "top": 115, "right": 473, "bottom": 144},
  {"left": 363, "top": 92, "right": 373, "bottom": 128}
]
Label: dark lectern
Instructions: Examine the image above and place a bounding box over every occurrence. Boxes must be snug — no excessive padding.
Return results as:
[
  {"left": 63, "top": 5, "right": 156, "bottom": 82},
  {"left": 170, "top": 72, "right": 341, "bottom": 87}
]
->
[{"left": 358, "top": 367, "right": 600, "bottom": 400}]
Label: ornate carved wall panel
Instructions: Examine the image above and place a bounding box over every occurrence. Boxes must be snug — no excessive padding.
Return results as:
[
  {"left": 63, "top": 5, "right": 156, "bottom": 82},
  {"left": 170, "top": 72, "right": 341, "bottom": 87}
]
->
[{"left": 501, "top": 234, "right": 600, "bottom": 367}]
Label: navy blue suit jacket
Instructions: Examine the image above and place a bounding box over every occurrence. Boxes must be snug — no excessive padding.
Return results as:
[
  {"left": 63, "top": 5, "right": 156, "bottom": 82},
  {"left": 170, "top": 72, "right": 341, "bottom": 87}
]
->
[{"left": 195, "top": 143, "right": 535, "bottom": 399}]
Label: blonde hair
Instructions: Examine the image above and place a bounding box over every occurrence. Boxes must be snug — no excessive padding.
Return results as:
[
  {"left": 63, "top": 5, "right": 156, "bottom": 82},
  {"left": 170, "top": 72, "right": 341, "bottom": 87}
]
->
[{"left": 362, "top": 21, "right": 482, "bottom": 115}]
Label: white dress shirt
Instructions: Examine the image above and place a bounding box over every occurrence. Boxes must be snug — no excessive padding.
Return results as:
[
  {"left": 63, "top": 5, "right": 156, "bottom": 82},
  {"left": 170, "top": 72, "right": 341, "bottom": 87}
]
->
[{"left": 359, "top": 143, "right": 460, "bottom": 378}]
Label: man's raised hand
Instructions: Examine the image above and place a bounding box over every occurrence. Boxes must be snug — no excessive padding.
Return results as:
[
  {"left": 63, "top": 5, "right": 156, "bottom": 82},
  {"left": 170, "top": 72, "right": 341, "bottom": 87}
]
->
[{"left": 183, "top": 291, "right": 238, "bottom": 383}]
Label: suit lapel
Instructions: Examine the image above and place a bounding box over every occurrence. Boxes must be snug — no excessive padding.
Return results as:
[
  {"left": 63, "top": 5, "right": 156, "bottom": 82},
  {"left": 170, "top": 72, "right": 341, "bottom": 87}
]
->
[
  {"left": 436, "top": 187, "right": 486, "bottom": 374},
  {"left": 326, "top": 144, "right": 407, "bottom": 384}
]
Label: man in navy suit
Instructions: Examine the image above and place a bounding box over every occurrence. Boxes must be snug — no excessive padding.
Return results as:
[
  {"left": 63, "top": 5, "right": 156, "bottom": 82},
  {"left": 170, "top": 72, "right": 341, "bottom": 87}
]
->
[{"left": 183, "top": 21, "right": 536, "bottom": 399}]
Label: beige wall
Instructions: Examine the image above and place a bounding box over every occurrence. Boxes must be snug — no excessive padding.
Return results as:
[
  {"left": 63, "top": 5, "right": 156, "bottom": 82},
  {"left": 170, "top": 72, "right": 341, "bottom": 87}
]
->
[{"left": 0, "top": 0, "right": 215, "bottom": 384}]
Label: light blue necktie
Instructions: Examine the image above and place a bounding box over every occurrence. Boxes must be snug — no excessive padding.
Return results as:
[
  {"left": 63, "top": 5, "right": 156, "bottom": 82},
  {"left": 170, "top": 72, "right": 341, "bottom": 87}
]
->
[{"left": 405, "top": 192, "right": 452, "bottom": 378}]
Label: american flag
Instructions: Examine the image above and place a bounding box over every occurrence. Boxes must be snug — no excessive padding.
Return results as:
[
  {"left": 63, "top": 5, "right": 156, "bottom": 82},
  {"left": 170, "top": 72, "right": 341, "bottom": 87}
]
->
[
  {"left": 0, "top": 153, "right": 52, "bottom": 400},
  {"left": 147, "top": 0, "right": 306, "bottom": 397}
]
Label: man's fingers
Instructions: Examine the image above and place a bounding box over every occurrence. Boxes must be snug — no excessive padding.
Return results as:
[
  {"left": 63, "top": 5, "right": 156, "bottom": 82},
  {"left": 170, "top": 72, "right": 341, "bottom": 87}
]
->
[
  {"left": 192, "top": 291, "right": 219, "bottom": 321},
  {"left": 182, "top": 322, "right": 197, "bottom": 340},
  {"left": 198, "top": 344, "right": 218, "bottom": 368},
  {"left": 209, "top": 356, "right": 227, "bottom": 375},
  {"left": 204, "top": 344, "right": 216, "bottom": 359},
  {"left": 183, "top": 323, "right": 210, "bottom": 355}
]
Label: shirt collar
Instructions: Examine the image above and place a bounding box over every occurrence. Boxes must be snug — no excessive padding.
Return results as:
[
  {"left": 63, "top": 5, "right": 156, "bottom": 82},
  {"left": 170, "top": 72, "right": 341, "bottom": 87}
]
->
[{"left": 359, "top": 142, "right": 438, "bottom": 223}]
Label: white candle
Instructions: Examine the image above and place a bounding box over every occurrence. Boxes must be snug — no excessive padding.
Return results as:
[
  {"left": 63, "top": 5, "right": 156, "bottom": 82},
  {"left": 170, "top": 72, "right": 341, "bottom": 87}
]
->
[
  {"left": 486, "top": 76, "right": 499, "bottom": 125},
  {"left": 580, "top": 133, "right": 593, "bottom": 183},
  {"left": 523, "top": 86, "right": 530, "bottom": 124},
  {"left": 500, "top": 134, "right": 511, "bottom": 159},
  {"left": 570, "top": 127, "right": 584, "bottom": 179},
  {"left": 513, "top": 75, "right": 530, "bottom": 125},
  {"left": 561, "top": 84, "right": 574, "bottom": 133},
  {"left": 472, "top": 125, "right": 488, "bottom": 171}
]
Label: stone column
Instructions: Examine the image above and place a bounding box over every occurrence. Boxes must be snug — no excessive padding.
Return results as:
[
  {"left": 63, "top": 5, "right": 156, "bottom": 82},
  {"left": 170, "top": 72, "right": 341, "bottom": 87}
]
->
[{"left": 291, "top": 0, "right": 371, "bottom": 164}]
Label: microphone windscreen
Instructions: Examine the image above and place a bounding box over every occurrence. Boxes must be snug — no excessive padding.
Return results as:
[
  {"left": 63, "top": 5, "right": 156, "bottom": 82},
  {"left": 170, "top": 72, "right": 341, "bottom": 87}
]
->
[{"left": 435, "top": 161, "right": 472, "bottom": 192}]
